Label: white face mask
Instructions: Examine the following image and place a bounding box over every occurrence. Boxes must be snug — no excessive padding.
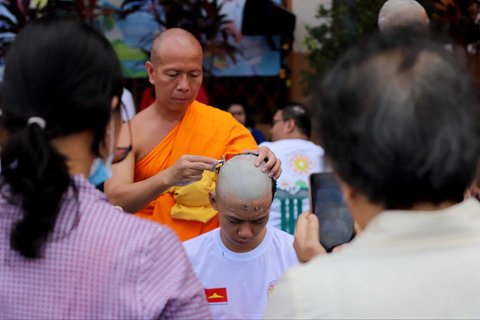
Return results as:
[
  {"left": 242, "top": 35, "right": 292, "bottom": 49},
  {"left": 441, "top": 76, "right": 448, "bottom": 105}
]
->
[{"left": 88, "top": 115, "right": 115, "bottom": 186}]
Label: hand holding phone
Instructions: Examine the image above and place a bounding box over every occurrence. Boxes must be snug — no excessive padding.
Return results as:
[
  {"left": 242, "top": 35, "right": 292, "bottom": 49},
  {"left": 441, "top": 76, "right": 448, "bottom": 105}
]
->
[
  {"left": 293, "top": 212, "right": 326, "bottom": 263},
  {"left": 309, "top": 172, "right": 355, "bottom": 252}
]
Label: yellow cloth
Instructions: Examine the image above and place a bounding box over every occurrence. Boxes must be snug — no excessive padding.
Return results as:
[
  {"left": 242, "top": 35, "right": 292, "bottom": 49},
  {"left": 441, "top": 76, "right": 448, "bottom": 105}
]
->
[
  {"left": 169, "top": 171, "right": 217, "bottom": 223},
  {"left": 134, "top": 101, "right": 257, "bottom": 241}
]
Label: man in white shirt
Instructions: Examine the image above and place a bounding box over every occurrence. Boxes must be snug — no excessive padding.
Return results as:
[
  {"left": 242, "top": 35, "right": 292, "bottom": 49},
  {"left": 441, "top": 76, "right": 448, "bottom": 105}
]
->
[
  {"left": 183, "top": 153, "right": 298, "bottom": 320},
  {"left": 265, "top": 30, "right": 480, "bottom": 318},
  {"left": 260, "top": 103, "right": 325, "bottom": 231}
]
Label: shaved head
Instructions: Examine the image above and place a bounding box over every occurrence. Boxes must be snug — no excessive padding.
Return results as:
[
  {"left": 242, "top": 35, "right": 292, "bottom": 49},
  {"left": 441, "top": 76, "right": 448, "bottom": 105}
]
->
[
  {"left": 378, "top": 0, "right": 429, "bottom": 35},
  {"left": 214, "top": 154, "right": 275, "bottom": 253},
  {"left": 150, "top": 28, "right": 203, "bottom": 63},
  {"left": 216, "top": 154, "right": 274, "bottom": 202}
]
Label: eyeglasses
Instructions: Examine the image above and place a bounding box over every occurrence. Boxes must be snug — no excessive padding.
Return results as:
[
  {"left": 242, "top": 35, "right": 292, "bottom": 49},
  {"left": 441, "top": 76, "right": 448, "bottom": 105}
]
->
[
  {"left": 271, "top": 118, "right": 287, "bottom": 126},
  {"left": 112, "top": 104, "right": 133, "bottom": 164}
]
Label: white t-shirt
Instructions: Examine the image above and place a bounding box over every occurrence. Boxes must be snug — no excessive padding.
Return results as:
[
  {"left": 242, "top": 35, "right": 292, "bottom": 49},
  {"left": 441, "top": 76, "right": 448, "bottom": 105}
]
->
[
  {"left": 260, "top": 139, "right": 326, "bottom": 229},
  {"left": 120, "top": 88, "right": 136, "bottom": 122},
  {"left": 183, "top": 227, "right": 299, "bottom": 320}
]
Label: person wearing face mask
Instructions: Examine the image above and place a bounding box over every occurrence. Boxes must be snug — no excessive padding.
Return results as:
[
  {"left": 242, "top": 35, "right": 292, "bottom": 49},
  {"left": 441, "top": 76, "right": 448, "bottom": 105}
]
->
[{"left": 0, "top": 15, "right": 210, "bottom": 319}]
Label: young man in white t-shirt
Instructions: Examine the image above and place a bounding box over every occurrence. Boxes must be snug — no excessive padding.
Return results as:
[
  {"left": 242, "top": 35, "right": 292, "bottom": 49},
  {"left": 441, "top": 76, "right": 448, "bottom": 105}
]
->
[
  {"left": 183, "top": 154, "right": 299, "bottom": 320},
  {"left": 260, "top": 103, "right": 326, "bottom": 230}
]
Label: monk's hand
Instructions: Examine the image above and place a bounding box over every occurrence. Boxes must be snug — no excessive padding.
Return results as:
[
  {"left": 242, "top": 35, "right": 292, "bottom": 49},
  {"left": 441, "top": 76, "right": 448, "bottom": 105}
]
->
[
  {"left": 248, "top": 146, "right": 282, "bottom": 179},
  {"left": 166, "top": 155, "right": 218, "bottom": 187},
  {"left": 293, "top": 212, "right": 326, "bottom": 263}
]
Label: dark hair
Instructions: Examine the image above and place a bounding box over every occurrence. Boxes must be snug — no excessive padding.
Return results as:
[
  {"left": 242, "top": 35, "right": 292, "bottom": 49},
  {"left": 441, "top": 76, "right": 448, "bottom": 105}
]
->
[
  {"left": 218, "top": 96, "right": 259, "bottom": 128},
  {"left": 314, "top": 31, "right": 480, "bottom": 209},
  {"left": 221, "top": 97, "right": 248, "bottom": 111},
  {"left": 280, "top": 102, "right": 311, "bottom": 137},
  {"left": 0, "top": 14, "right": 123, "bottom": 258}
]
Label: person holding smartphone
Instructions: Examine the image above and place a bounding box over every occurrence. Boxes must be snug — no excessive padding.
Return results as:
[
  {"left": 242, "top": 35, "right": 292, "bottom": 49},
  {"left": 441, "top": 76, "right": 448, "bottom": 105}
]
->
[{"left": 265, "top": 30, "right": 480, "bottom": 318}]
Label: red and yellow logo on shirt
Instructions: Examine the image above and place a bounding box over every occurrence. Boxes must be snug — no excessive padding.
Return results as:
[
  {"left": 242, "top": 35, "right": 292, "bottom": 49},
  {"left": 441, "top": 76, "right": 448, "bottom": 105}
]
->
[{"left": 205, "top": 288, "right": 228, "bottom": 304}]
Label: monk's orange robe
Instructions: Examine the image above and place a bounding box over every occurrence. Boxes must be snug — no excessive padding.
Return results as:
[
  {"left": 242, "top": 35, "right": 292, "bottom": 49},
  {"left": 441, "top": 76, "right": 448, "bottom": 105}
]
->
[{"left": 134, "top": 101, "right": 257, "bottom": 241}]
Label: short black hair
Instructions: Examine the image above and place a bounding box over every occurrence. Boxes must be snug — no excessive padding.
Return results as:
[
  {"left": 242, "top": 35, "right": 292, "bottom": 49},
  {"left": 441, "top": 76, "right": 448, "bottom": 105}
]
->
[
  {"left": 216, "top": 96, "right": 247, "bottom": 111},
  {"left": 279, "top": 102, "right": 312, "bottom": 137},
  {"left": 314, "top": 30, "right": 480, "bottom": 209}
]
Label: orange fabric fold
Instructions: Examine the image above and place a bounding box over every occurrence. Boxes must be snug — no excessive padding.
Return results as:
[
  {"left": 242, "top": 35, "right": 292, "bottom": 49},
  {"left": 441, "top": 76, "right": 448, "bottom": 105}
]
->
[{"left": 134, "top": 101, "right": 257, "bottom": 241}]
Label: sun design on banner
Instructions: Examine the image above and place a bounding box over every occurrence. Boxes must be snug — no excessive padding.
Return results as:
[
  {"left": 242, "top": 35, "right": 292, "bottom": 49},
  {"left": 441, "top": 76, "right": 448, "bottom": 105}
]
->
[{"left": 291, "top": 155, "right": 312, "bottom": 174}]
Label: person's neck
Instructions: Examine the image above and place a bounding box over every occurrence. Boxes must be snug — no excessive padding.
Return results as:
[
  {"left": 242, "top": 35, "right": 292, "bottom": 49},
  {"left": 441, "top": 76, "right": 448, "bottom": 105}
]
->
[
  {"left": 154, "top": 101, "right": 190, "bottom": 122},
  {"left": 409, "top": 200, "right": 458, "bottom": 211},
  {"left": 284, "top": 132, "right": 309, "bottom": 140},
  {"left": 355, "top": 199, "right": 459, "bottom": 229},
  {"left": 50, "top": 130, "right": 95, "bottom": 177}
]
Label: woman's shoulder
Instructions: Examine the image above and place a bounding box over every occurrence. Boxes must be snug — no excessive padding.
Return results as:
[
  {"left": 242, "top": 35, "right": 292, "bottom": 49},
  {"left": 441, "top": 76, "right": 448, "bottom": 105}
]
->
[{"left": 72, "top": 175, "right": 177, "bottom": 245}]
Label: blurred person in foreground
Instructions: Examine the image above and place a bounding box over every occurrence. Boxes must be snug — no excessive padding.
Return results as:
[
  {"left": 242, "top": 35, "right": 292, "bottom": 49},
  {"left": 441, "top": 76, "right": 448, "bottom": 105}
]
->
[
  {"left": 265, "top": 30, "right": 480, "bottom": 318},
  {"left": 0, "top": 15, "right": 210, "bottom": 319},
  {"left": 105, "top": 28, "right": 281, "bottom": 241},
  {"left": 184, "top": 153, "right": 298, "bottom": 319}
]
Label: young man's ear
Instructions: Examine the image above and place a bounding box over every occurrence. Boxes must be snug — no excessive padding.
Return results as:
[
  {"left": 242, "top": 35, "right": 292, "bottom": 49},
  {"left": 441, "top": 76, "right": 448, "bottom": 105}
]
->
[{"left": 209, "top": 192, "right": 218, "bottom": 210}]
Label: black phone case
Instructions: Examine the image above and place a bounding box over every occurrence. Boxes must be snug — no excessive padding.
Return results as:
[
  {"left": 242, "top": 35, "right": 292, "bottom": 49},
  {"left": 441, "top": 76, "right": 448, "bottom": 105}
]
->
[{"left": 309, "top": 172, "right": 355, "bottom": 252}]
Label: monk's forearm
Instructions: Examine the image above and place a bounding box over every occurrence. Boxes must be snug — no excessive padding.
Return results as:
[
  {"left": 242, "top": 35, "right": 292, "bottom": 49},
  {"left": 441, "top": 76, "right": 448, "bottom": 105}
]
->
[{"left": 106, "top": 173, "right": 173, "bottom": 213}]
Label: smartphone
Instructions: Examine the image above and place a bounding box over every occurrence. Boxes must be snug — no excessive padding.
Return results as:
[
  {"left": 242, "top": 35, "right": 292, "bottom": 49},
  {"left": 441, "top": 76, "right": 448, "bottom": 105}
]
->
[{"left": 309, "top": 172, "right": 355, "bottom": 252}]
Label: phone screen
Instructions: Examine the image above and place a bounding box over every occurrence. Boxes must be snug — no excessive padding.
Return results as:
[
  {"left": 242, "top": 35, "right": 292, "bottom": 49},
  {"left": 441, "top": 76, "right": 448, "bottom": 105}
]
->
[{"left": 309, "top": 172, "right": 355, "bottom": 252}]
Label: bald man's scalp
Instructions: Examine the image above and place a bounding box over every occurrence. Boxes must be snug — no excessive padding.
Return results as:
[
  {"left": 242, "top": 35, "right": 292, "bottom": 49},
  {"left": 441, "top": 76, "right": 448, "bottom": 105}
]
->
[
  {"left": 150, "top": 28, "right": 203, "bottom": 63},
  {"left": 378, "top": 0, "right": 429, "bottom": 34}
]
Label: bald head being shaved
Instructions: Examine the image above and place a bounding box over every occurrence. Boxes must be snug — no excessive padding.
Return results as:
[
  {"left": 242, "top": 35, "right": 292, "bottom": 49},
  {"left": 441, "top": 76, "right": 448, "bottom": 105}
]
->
[
  {"left": 216, "top": 154, "right": 274, "bottom": 202},
  {"left": 378, "top": 0, "right": 429, "bottom": 35},
  {"left": 212, "top": 154, "right": 275, "bottom": 252}
]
